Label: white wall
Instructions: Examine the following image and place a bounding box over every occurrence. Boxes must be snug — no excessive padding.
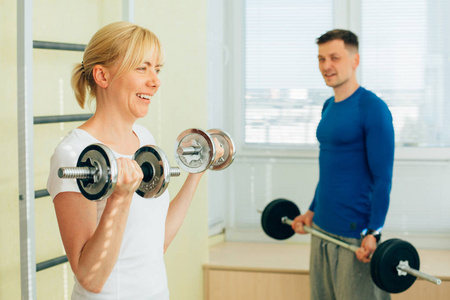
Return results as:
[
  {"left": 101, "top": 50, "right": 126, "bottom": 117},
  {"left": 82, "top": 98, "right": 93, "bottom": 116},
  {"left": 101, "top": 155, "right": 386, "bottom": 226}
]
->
[{"left": 2, "top": 0, "right": 210, "bottom": 299}]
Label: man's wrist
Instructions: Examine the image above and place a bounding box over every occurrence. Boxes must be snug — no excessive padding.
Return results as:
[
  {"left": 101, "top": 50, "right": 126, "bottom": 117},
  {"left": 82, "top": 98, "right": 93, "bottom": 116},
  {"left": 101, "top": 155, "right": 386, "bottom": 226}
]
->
[{"left": 361, "top": 229, "right": 382, "bottom": 242}]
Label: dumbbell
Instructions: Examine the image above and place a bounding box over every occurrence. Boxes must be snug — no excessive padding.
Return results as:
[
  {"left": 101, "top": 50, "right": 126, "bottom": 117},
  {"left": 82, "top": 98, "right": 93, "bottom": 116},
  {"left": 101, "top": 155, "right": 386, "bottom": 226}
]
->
[
  {"left": 260, "top": 198, "right": 442, "bottom": 294},
  {"left": 58, "top": 144, "right": 180, "bottom": 201},
  {"left": 174, "top": 128, "right": 236, "bottom": 173}
]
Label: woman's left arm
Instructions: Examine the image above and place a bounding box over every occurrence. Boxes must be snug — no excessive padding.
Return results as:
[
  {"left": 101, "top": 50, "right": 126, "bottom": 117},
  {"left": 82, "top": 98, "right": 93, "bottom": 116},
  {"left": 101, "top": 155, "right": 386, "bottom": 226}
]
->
[
  {"left": 164, "top": 172, "right": 203, "bottom": 252},
  {"left": 163, "top": 138, "right": 224, "bottom": 252}
]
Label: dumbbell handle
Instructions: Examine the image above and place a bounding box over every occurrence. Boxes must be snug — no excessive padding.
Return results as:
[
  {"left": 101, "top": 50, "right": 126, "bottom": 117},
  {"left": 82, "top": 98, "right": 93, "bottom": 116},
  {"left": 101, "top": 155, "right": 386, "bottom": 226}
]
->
[
  {"left": 177, "top": 146, "right": 203, "bottom": 156},
  {"left": 59, "top": 167, "right": 97, "bottom": 179},
  {"left": 281, "top": 216, "right": 441, "bottom": 285},
  {"left": 167, "top": 167, "right": 182, "bottom": 177},
  {"left": 177, "top": 144, "right": 225, "bottom": 158},
  {"left": 58, "top": 166, "right": 181, "bottom": 180}
]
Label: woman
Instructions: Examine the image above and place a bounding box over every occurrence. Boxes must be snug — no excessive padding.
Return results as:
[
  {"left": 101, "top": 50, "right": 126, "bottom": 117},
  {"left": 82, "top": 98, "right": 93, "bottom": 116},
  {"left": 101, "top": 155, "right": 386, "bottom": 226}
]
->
[{"left": 47, "top": 21, "right": 221, "bottom": 299}]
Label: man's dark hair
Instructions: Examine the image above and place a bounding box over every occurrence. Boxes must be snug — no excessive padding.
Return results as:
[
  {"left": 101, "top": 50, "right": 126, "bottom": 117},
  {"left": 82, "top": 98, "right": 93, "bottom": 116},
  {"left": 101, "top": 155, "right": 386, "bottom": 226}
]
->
[{"left": 316, "top": 29, "right": 359, "bottom": 51}]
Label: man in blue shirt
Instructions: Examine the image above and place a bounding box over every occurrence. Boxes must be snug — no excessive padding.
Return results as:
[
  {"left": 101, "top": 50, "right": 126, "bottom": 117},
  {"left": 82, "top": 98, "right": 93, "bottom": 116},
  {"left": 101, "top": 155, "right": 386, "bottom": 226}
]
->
[{"left": 292, "top": 29, "right": 394, "bottom": 299}]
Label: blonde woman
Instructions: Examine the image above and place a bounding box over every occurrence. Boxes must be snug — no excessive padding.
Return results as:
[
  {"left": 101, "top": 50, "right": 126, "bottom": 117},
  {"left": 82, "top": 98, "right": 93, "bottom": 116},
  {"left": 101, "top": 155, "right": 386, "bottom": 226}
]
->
[{"left": 47, "top": 22, "right": 221, "bottom": 299}]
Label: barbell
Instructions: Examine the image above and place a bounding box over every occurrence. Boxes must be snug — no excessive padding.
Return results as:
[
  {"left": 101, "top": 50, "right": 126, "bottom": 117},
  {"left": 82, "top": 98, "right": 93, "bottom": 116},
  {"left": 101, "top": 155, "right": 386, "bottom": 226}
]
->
[{"left": 260, "top": 198, "right": 442, "bottom": 294}]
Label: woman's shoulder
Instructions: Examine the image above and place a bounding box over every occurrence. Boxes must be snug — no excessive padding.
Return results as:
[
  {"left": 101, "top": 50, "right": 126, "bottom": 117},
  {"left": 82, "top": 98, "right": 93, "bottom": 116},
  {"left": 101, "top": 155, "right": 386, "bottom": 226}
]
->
[{"left": 51, "top": 129, "right": 100, "bottom": 160}]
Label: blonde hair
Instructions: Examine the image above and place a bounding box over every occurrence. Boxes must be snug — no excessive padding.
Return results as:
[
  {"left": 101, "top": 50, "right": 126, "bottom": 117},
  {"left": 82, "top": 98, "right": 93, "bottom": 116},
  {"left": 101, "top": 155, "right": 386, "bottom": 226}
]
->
[{"left": 71, "top": 21, "right": 165, "bottom": 109}]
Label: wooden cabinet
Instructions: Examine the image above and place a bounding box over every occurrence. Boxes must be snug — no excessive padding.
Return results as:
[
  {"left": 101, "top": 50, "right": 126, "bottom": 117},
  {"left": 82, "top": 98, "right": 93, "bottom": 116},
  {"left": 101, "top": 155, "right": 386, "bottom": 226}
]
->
[
  {"left": 391, "top": 280, "right": 450, "bottom": 300},
  {"left": 204, "top": 242, "right": 450, "bottom": 300},
  {"left": 205, "top": 270, "right": 309, "bottom": 300}
]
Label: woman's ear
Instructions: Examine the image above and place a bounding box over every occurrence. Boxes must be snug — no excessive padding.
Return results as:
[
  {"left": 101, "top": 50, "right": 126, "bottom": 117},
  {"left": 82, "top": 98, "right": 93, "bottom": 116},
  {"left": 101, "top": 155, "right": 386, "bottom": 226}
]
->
[{"left": 92, "top": 65, "right": 109, "bottom": 89}]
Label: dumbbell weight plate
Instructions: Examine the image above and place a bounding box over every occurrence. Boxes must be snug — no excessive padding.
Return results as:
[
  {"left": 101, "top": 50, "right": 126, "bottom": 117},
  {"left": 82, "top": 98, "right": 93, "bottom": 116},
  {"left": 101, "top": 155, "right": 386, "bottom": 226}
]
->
[
  {"left": 261, "top": 198, "right": 300, "bottom": 240},
  {"left": 133, "top": 145, "right": 172, "bottom": 198},
  {"left": 371, "top": 239, "right": 420, "bottom": 294},
  {"left": 76, "top": 144, "right": 118, "bottom": 201},
  {"left": 207, "top": 129, "right": 236, "bottom": 171},
  {"left": 174, "top": 129, "right": 215, "bottom": 173}
]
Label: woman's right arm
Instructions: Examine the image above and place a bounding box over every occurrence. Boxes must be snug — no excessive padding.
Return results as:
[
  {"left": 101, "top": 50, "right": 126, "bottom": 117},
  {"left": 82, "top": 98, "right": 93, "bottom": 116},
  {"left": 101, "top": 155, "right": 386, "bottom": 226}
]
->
[{"left": 53, "top": 158, "right": 142, "bottom": 293}]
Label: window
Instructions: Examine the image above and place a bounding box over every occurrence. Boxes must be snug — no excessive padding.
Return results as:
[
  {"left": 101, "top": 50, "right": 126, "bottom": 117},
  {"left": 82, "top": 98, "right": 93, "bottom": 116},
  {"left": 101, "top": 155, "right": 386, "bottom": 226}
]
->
[
  {"left": 360, "top": 0, "right": 450, "bottom": 146},
  {"left": 208, "top": 0, "right": 450, "bottom": 245},
  {"left": 244, "top": 0, "right": 333, "bottom": 147},
  {"left": 243, "top": 0, "right": 450, "bottom": 148}
]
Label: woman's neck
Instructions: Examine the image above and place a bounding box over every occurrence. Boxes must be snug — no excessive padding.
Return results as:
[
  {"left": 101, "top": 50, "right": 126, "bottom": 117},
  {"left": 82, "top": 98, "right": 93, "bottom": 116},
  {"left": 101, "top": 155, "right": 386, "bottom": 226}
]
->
[{"left": 79, "top": 108, "right": 140, "bottom": 155}]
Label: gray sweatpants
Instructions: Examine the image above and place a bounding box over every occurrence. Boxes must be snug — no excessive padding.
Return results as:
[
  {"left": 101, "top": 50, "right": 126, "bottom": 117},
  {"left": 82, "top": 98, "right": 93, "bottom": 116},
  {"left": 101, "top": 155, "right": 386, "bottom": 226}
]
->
[{"left": 309, "top": 224, "right": 391, "bottom": 300}]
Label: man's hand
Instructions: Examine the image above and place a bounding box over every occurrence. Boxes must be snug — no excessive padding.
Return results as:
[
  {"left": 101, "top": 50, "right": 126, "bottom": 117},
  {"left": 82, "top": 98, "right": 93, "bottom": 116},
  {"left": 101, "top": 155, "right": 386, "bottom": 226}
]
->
[
  {"left": 355, "top": 234, "right": 377, "bottom": 263},
  {"left": 291, "top": 210, "right": 314, "bottom": 234}
]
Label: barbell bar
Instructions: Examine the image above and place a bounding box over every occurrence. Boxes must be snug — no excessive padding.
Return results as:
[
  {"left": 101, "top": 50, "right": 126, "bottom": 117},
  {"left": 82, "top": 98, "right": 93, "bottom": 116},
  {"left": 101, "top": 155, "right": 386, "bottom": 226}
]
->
[
  {"left": 58, "top": 144, "right": 180, "bottom": 200},
  {"left": 260, "top": 198, "right": 442, "bottom": 294}
]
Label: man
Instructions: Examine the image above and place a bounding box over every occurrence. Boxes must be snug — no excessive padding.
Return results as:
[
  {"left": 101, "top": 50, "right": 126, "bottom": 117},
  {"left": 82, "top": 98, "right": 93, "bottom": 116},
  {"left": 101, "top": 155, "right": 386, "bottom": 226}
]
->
[{"left": 291, "top": 29, "right": 394, "bottom": 300}]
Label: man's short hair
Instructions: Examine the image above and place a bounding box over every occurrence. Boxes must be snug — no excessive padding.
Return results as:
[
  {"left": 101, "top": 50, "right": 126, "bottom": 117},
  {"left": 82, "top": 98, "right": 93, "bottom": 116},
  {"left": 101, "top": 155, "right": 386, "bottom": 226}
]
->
[{"left": 316, "top": 29, "right": 359, "bottom": 51}]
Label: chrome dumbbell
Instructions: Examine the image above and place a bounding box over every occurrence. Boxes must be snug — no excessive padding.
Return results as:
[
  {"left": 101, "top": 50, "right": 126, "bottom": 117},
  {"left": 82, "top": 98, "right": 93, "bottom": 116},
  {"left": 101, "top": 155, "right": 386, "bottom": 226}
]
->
[
  {"left": 58, "top": 144, "right": 180, "bottom": 201},
  {"left": 174, "top": 128, "right": 236, "bottom": 173}
]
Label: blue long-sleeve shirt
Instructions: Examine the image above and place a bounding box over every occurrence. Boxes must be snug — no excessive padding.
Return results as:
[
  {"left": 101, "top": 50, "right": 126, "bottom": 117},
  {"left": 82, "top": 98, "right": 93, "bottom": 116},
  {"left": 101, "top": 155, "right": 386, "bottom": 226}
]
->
[{"left": 309, "top": 86, "right": 395, "bottom": 238}]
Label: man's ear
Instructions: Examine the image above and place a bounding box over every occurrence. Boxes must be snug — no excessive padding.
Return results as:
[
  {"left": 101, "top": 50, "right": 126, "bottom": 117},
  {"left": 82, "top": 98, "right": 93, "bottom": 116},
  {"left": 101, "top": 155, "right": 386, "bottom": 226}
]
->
[
  {"left": 92, "top": 65, "right": 110, "bottom": 89},
  {"left": 353, "top": 53, "right": 360, "bottom": 69}
]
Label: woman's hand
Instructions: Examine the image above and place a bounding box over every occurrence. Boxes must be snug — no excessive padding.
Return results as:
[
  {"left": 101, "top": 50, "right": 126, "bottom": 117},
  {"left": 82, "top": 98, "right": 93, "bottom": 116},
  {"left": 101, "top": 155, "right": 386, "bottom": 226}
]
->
[
  {"left": 212, "top": 137, "right": 225, "bottom": 164},
  {"left": 111, "top": 158, "right": 143, "bottom": 200}
]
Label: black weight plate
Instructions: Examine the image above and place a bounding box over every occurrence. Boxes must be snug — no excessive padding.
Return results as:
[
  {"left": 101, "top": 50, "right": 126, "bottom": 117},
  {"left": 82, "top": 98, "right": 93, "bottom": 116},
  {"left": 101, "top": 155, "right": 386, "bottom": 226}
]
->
[
  {"left": 370, "top": 239, "right": 392, "bottom": 292},
  {"left": 372, "top": 238, "right": 420, "bottom": 294},
  {"left": 133, "top": 145, "right": 171, "bottom": 198},
  {"left": 76, "top": 144, "right": 117, "bottom": 201},
  {"left": 261, "top": 198, "right": 300, "bottom": 240}
]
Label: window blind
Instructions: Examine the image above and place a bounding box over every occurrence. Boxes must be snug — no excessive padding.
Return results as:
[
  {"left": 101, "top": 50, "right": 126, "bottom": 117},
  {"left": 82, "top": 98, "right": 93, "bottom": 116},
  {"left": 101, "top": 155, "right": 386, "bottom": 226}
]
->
[
  {"left": 244, "top": 0, "right": 333, "bottom": 146},
  {"left": 361, "top": 0, "right": 450, "bottom": 146}
]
